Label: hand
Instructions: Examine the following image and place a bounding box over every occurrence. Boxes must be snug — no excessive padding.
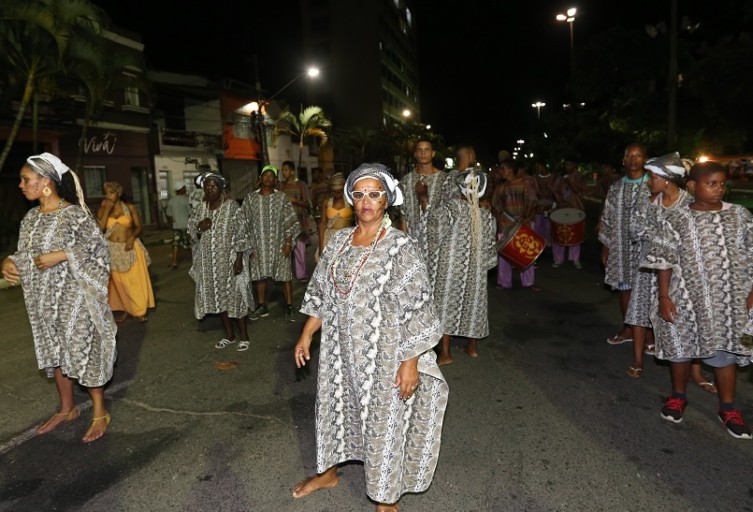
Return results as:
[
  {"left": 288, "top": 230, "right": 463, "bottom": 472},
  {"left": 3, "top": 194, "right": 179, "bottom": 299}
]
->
[
  {"left": 294, "top": 335, "right": 312, "bottom": 368},
  {"left": 1, "top": 258, "right": 20, "bottom": 285},
  {"left": 125, "top": 238, "right": 134, "bottom": 251},
  {"left": 659, "top": 297, "right": 678, "bottom": 323},
  {"left": 233, "top": 255, "right": 243, "bottom": 275},
  {"left": 415, "top": 180, "right": 428, "bottom": 198},
  {"left": 282, "top": 244, "right": 292, "bottom": 257},
  {"left": 395, "top": 358, "right": 419, "bottom": 400},
  {"left": 34, "top": 251, "right": 65, "bottom": 271},
  {"left": 197, "top": 218, "right": 212, "bottom": 232},
  {"left": 601, "top": 245, "right": 609, "bottom": 267},
  {"left": 746, "top": 290, "right": 753, "bottom": 311}
]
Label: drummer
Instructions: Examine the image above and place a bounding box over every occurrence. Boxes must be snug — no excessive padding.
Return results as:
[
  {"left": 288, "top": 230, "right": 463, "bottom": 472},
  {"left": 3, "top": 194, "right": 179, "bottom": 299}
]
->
[
  {"left": 552, "top": 155, "right": 586, "bottom": 269},
  {"left": 492, "top": 160, "right": 540, "bottom": 290}
]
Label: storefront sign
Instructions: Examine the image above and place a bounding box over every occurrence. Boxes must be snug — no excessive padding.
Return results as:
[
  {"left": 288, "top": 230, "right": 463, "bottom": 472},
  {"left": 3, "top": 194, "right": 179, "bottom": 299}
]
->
[{"left": 84, "top": 131, "right": 117, "bottom": 155}]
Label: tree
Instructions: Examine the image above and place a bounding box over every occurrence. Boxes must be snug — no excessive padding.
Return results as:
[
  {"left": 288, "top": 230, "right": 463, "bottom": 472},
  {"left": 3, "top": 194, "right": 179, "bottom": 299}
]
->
[
  {"left": 0, "top": 0, "right": 107, "bottom": 171},
  {"left": 272, "top": 105, "right": 332, "bottom": 170}
]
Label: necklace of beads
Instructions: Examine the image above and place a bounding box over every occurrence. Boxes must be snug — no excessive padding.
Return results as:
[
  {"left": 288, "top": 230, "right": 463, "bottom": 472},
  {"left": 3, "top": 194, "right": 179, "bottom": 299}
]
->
[{"left": 329, "top": 225, "right": 383, "bottom": 295}]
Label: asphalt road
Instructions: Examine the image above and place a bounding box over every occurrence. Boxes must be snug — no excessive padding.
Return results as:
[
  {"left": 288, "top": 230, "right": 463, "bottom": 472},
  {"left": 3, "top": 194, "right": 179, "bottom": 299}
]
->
[{"left": 1, "top": 234, "right": 752, "bottom": 512}]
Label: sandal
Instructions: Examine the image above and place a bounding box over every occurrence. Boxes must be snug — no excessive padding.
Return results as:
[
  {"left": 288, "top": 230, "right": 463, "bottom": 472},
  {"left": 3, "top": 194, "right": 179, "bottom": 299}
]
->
[
  {"left": 215, "top": 338, "right": 236, "bottom": 349},
  {"left": 236, "top": 341, "right": 250, "bottom": 352},
  {"left": 626, "top": 366, "right": 643, "bottom": 378},
  {"left": 644, "top": 344, "right": 656, "bottom": 355},
  {"left": 697, "top": 381, "right": 718, "bottom": 395},
  {"left": 36, "top": 407, "right": 80, "bottom": 435},
  {"left": 82, "top": 413, "right": 111, "bottom": 444},
  {"left": 607, "top": 334, "right": 632, "bottom": 345}
]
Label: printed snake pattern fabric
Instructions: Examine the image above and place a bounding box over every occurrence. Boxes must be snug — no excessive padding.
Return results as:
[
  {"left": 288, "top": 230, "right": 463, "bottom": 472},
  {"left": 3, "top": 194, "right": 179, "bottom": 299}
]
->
[
  {"left": 301, "top": 227, "right": 448, "bottom": 504},
  {"left": 188, "top": 199, "right": 252, "bottom": 319},
  {"left": 10, "top": 206, "right": 117, "bottom": 387},
  {"left": 643, "top": 203, "right": 753, "bottom": 363},
  {"left": 426, "top": 199, "right": 498, "bottom": 338}
]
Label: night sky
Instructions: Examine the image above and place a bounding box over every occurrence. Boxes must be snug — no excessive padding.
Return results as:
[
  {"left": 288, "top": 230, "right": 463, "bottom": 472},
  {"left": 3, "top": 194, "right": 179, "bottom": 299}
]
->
[{"left": 94, "top": 0, "right": 727, "bottom": 164}]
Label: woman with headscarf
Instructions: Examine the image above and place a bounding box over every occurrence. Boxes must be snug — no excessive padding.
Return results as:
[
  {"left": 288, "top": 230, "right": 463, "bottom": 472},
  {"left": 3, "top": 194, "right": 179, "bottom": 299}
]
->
[
  {"left": 96, "top": 181, "right": 155, "bottom": 323},
  {"left": 292, "top": 163, "right": 449, "bottom": 512},
  {"left": 317, "top": 172, "right": 353, "bottom": 259},
  {"left": 427, "top": 169, "right": 498, "bottom": 365},
  {"left": 1, "top": 153, "right": 117, "bottom": 443},
  {"left": 625, "top": 154, "right": 716, "bottom": 391},
  {"left": 187, "top": 172, "right": 253, "bottom": 350}
]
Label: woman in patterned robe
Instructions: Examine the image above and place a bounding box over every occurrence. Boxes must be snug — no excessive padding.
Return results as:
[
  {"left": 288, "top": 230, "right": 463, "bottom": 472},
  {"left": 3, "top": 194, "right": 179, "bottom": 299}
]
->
[
  {"left": 427, "top": 169, "right": 497, "bottom": 365},
  {"left": 292, "top": 163, "right": 449, "bottom": 512},
  {"left": 188, "top": 173, "right": 252, "bottom": 351},
  {"left": 1, "top": 153, "right": 117, "bottom": 443}
]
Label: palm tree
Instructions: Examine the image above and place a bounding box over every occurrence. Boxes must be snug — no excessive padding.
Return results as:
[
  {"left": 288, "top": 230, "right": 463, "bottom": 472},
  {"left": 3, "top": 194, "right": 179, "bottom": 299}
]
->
[
  {"left": 272, "top": 105, "right": 332, "bottom": 170},
  {"left": 0, "top": 0, "right": 107, "bottom": 171}
]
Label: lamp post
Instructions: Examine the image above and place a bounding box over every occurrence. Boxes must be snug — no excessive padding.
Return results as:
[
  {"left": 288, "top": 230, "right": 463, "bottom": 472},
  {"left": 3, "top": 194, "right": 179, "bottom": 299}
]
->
[
  {"left": 531, "top": 101, "right": 546, "bottom": 120},
  {"left": 556, "top": 7, "right": 577, "bottom": 84},
  {"left": 251, "top": 65, "right": 320, "bottom": 165}
]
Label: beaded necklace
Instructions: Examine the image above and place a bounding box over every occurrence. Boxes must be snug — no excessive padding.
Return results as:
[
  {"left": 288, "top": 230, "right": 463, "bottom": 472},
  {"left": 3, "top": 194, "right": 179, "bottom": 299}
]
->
[{"left": 329, "top": 225, "right": 384, "bottom": 295}]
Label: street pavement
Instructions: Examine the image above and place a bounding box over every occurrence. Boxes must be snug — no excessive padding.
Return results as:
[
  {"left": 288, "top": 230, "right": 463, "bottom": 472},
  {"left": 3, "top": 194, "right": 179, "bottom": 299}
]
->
[{"left": 1, "top": 224, "right": 753, "bottom": 512}]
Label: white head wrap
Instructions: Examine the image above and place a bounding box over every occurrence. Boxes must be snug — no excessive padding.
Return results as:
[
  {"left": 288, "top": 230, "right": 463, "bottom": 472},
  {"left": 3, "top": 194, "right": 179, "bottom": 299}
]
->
[
  {"left": 644, "top": 152, "right": 692, "bottom": 182},
  {"left": 456, "top": 168, "right": 487, "bottom": 198},
  {"left": 26, "top": 152, "right": 70, "bottom": 183},
  {"left": 344, "top": 163, "right": 404, "bottom": 207},
  {"left": 26, "top": 152, "right": 91, "bottom": 214}
]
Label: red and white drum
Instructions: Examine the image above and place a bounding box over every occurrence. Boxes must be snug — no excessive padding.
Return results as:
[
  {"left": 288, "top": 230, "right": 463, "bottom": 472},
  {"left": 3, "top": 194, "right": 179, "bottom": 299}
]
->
[
  {"left": 550, "top": 208, "right": 586, "bottom": 246},
  {"left": 496, "top": 221, "right": 545, "bottom": 270}
]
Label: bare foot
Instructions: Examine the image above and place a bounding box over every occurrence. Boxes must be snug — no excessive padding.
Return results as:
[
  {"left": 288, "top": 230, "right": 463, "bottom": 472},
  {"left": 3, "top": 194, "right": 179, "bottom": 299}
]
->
[
  {"left": 376, "top": 504, "right": 400, "bottom": 512},
  {"left": 36, "top": 408, "right": 80, "bottom": 435},
  {"left": 82, "top": 413, "right": 111, "bottom": 443},
  {"left": 437, "top": 354, "right": 454, "bottom": 366},
  {"left": 292, "top": 471, "right": 340, "bottom": 498},
  {"left": 463, "top": 340, "right": 479, "bottom": 358}
]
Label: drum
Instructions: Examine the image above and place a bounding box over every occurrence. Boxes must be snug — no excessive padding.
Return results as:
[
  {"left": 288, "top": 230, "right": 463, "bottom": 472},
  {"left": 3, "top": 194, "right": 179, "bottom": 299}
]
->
[
  {"left": 496, "top": 221, "right": 545, "bottom": 270},
  {"left": 550, "top": 208, "right": 586, "bottom": 246}
]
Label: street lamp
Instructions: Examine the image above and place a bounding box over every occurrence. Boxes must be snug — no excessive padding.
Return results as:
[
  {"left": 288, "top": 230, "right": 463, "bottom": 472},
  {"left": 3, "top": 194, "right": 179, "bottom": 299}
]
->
[
  {"left": 269, "top": 66, "right": 320, "bottom": 99},
  {"left": 556, "top": 7, "right": 577, "bottom": 83},
  {"left": 250, "top": 66, "right": 321, "bottom": 165},
  {"left": 531, "top": 101, "right": 546, "bottom": 120},
  {"left": 402, "top": 108, "right": 412, "bottom": 119}
]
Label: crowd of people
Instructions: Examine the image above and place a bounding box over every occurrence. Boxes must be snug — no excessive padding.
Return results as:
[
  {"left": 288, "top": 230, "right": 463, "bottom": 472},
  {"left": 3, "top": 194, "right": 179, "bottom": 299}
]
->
[{"left": 2, "top": 141, "right": 753, "bottom": 510}]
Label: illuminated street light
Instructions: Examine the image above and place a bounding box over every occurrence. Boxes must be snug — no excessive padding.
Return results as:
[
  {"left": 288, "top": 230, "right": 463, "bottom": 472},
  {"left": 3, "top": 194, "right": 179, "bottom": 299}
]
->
[
  {"left": 251, "top": 65, "right": 321, "bottom": 165},
  {"left": 270, "top": 66, "right": 320, "bottom": 99},
  {"left": 531, "top": 101, "right": 546, "bottom": 120},
  {"left": 555, "top": 7, "right": 577, "bottom": 82},
  {"left": 402, "top": 108, "right": 412, "bottom": 118},
  {"left": 517, "top": 139, "right": 525, "bottom": 145}
]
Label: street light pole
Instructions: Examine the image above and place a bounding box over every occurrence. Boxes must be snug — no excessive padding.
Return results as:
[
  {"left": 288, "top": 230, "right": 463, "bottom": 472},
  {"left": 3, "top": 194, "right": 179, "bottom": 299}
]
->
[
  {"left": 667, "top": 0, "right": 678, "bottom": 150},
  {"left": 531, "top": 102, "right": 546, "bottom": 120},
  {"left": 556, "top": 7, "right": 577, "bottom": 87},
  {"left": 251, "top": 65, "right": 321, "bottom": 166}
]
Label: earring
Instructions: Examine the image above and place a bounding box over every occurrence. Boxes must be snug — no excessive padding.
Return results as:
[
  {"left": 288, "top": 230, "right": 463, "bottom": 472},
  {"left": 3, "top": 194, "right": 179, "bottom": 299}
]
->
[{"left": 43, "top": 186, "right": 52, "bottom": 197}]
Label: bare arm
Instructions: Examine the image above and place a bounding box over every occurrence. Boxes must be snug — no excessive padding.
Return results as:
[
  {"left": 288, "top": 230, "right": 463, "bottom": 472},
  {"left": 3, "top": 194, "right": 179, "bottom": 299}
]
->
[{"left": 294, "top": 316, "right": 323, "bottom": 368}]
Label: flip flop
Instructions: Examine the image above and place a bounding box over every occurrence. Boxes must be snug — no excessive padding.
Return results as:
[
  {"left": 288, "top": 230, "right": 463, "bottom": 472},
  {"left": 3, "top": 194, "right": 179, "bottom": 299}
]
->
[
  {"left": 697, "top": 381, "right": 718, "bottom": 395},
  {"left": 644, "top": 344, "right": 656, "bottom": 355},
  {"left": 607, "top": 334, "right": 633, "bottom": 345},
  {"left": 626, "top": 366, "right": 643, "bottom": 378}
]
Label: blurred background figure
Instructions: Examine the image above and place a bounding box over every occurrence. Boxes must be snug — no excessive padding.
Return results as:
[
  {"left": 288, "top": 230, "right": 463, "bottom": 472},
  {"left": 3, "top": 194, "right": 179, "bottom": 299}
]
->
[
  {"left": 97, "top": 181, "right": 154, "bottom": 323},
  {"left": 166, "top": 183, "right": 192, "bottom": 270}
]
